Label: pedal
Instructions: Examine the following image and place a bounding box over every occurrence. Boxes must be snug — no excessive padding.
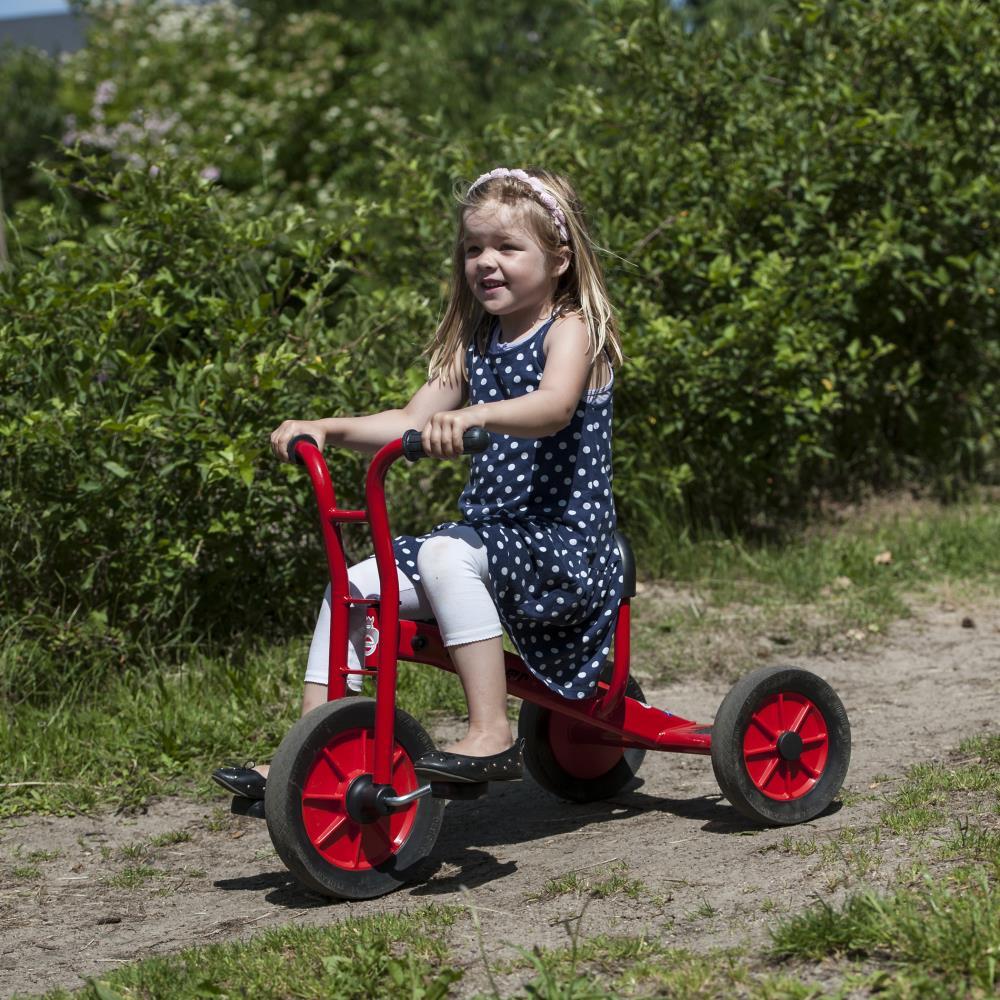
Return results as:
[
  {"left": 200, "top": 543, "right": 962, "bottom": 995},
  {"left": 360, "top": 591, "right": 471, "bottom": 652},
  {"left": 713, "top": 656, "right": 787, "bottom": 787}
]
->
[
  {"left": 429, "top": 781, "right": 489, "bottom": 800},
  {"left": 231, "top": 795, "right": 266, "bottom": 819}
]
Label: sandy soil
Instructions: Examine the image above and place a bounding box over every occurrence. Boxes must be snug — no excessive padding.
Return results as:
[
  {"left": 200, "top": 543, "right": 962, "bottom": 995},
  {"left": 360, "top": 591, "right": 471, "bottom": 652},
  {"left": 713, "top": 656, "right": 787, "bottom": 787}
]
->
[{"left": 2, "top": 597, "right": 998, "bottom": 998}]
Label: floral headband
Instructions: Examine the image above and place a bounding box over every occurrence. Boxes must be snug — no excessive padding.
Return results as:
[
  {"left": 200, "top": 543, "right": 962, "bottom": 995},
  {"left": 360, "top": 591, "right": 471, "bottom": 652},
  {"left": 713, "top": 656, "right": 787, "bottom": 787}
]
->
[{"left": 467, "top": 167, "right": 570, "bottom": 244}]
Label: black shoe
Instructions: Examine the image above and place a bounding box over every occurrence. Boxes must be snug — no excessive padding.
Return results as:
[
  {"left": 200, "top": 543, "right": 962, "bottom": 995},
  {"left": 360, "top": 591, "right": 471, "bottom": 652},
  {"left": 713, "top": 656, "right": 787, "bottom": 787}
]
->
[
  {"left": 230, "top": 795, "right": 266, "bottom": 819},
  {"left": 414, "top": 738, "right": 525, "bottom": 783},
  {"left": 211, "top": 761, "right": 267, "bottom": 800}
]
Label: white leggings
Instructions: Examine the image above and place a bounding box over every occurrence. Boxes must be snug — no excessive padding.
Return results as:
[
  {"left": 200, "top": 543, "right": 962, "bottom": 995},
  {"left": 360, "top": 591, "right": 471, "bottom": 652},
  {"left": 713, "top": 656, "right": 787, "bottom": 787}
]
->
[{"left": 304, "top": 524, "right": 504, "bottom": 689}]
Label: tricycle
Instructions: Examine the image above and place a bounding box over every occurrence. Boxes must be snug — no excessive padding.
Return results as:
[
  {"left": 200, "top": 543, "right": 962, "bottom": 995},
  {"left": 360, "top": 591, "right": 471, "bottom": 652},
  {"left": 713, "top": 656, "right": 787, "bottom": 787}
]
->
[{"left": 237, "top": 429, "right": 851, "bottom": 900}]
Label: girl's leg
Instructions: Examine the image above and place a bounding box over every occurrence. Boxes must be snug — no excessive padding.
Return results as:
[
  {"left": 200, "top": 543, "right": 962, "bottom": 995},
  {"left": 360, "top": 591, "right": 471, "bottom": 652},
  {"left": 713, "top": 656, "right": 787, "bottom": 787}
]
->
[
  {"left": 253, "top": 558, "right": 433, "bottom": 778},
  {"left": 415, "top": 526, "right": 512, "bottom": 756},
  {"left": 302, "top": 556, "right": 433, "bottom": 704},
  {"left": 444, "top": 636, "right": 512, "bottom": 756}
]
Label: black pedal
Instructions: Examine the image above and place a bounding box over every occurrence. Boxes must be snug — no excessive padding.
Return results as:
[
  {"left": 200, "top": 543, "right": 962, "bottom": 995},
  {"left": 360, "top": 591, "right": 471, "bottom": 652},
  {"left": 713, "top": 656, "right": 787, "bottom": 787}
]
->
[
  {"left": 231, "top": 795, "right": 266, "bottom": 819},
  {"left": 430, "top": 781, "right": 489, "bottom": 800}
]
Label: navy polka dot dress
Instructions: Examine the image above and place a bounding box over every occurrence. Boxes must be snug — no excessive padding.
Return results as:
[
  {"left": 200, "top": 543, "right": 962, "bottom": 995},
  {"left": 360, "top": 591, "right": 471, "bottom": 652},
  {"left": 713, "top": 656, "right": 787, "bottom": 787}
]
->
[{"left": 392, "top": 314, "right": 624, "bottom": 700}]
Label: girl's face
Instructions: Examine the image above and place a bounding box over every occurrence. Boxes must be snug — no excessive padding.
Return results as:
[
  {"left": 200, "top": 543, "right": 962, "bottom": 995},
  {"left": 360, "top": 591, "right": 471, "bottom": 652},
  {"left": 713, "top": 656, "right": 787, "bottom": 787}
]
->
[{"left": 462, "top": 202, "right": 568, "bottom": 338}]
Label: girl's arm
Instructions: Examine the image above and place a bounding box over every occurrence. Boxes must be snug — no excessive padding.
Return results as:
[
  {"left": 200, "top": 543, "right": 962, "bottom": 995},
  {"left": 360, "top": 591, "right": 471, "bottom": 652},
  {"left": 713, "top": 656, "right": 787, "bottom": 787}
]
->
[
  {"left": 422, "top": 315, "right": 592, "bottom": 458},
  {"left": 270, "top": 355, "right": 466, "bottom": 461}
]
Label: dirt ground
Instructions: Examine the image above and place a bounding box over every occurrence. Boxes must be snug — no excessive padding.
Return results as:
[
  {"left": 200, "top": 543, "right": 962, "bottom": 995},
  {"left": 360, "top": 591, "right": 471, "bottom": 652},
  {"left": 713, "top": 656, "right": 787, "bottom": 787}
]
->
[{"left": 2, "top": 597, "right": 998, "bottom": 998}]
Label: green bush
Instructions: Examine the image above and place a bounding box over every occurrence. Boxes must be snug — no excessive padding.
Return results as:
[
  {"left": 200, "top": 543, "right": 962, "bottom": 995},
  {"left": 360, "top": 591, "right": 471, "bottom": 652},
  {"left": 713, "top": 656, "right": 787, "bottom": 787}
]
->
[
  {"left": 2, "top": 0, "right": 997, "bottom": 692},
  {"left": 0, "top": 45, "right": 63, "bottom": 207},
  {"left": 0, "top": 158, "right": 462, "bottom": 694},
  {"left": 502, "top": 0, "right": 999, "bottom": 527}
]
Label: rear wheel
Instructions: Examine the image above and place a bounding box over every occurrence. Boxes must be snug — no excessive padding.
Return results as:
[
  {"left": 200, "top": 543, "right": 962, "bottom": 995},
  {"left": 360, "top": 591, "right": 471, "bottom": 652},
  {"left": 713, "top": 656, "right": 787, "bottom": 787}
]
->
[
  {"left": 265, "top": 697, "right": 444, "bottom": 899},
  {"left": 518, "top": 677, "right": 647, "bottom": 802},
  {"left": 711, "top": 666, "right": 851, "bottom": 826}
]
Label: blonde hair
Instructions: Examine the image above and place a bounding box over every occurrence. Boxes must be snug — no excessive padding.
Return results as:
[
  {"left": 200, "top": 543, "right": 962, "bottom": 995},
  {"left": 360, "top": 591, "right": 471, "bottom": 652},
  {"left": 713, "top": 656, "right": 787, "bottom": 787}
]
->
[{"left": 425, "top": 168, "right": 622, "bottom": 385}]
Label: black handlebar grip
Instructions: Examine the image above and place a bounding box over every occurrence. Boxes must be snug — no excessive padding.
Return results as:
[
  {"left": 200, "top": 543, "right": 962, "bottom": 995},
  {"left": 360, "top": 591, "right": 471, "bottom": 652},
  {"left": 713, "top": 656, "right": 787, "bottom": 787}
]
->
[
  {"left": 401, "top": 426, "right": 490, "bottom": 462},
  {"left": 287, "top": 433, "right": 320, "bottom": 465}
]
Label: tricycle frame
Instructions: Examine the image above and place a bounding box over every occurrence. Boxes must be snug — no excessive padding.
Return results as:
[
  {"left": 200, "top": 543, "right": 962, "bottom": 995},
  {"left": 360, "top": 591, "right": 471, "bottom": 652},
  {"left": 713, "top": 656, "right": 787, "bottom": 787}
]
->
[{"left": 294, "top": 436, "right": 712, "bottom": 792}]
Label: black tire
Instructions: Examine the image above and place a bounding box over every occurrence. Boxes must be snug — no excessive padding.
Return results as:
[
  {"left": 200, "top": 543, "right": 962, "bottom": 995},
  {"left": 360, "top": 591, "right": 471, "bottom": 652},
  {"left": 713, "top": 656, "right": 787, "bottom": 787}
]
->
[
  {"left": 265, "top": 697, "right": 444, "bottom": 900},
  {"left": 518, "top": 677, "right": 647, "bottom": 803},
  {"left": 711, "top": 666, "right": 851, "bottom": 826}
]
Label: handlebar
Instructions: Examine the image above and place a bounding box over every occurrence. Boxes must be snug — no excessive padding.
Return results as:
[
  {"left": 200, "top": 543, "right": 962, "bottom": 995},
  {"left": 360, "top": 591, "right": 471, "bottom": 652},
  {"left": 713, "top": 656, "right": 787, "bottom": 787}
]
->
[
  {"left": 401, "top": 426, "right": 490, "bottom": 461},
  {"left": 287, "top": 428, "right": 490, "bottom": 466},
  {"left": 287, "top": 433, "right": 320, "bottom": 465}
]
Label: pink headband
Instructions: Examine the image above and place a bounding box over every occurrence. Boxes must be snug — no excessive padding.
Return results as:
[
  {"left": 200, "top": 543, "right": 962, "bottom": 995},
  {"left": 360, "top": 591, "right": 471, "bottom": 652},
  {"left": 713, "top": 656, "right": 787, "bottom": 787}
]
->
[{"left": 467, "top": 167, "right": 569, "bottom": 244}]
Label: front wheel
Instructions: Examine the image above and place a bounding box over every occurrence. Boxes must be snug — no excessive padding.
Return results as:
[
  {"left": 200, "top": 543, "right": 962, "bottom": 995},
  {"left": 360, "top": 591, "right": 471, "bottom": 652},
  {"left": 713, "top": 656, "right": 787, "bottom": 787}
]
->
[
  {"left": 711, "top": 666, "right": 851, "bottom": 826},
  {"left": 265, "top": 697, "right": 444, "bottom": 900}
]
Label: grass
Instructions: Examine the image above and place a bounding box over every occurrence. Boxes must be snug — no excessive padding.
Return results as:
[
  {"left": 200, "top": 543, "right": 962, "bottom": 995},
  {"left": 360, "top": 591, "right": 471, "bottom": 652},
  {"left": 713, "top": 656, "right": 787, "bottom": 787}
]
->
[
  {"left": 527, "top": 861, "right": 645, "bottom": 902},
  {"left": 1, "top": 498, "right": 997, "bottom": 822},
  {"left": 630, "top": 495, "right": 999, "bottom": 683},
  {"left": 507, "top": 732, "right": 1000, "bottom": 998},
  {"left": 103, "top": 864, "right": 165, "bottom": 889},
  {"left": 27, "top": 906, "right": 461, "bottom": 1000},
  {"left": 0, "top": 635, "right": 467, "bottom": 817},
  {"left": 766, "top": 733, "right": 1000, "bottom": 997}
]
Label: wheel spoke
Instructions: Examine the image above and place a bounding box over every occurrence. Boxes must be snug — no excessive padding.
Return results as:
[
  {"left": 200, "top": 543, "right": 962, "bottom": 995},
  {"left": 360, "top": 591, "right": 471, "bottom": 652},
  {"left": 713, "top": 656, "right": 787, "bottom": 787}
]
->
[
  {"left": 369, "top": 819, "right": 393, "bottom": 850},
  {"left": 750, "top": 715, "right": 778, "bottom": 741},
  {"left": 314, "top": 813, "right": 348, "bottom": 849},
  {"left": 801, "top": 734, "right": 827, "bottom": 749},
  {"left": 350, "top": 827, "right": 364, "bottom": 866},
  {"left": 777, "top": 692, "right": 785, "bottom": 729},
  {"left": 744, "top": 744, "right": 778, "bottom": 760},
  {"left": 302, "top": 793, "right": 344, "bottom": 808},
  {"left": 755, "top": 756, "right": 780, "bottom": 790},
  {"left": 789, "top": 701, "right": 811, "bottom": 734},
  {"left": 799, "top": 759, "right": 820, "bottom": 779},
  {"left": 391, "top": 746, "right": 406, "bottom": 768},
  {"left": 321, "top": 748, "right": 345, "bottom": 780}
]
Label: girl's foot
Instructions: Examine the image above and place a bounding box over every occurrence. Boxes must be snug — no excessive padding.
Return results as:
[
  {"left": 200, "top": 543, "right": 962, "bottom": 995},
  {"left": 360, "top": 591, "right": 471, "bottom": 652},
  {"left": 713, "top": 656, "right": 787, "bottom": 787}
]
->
[
  {"left": 445, "top": 731, "right": 514, "bottom": 757},
  {"left": 211, "top": 760, "right": 268, "bottom": 799},
  {"left": 414, "top": 738, "right": 525, "bottom": 783}
]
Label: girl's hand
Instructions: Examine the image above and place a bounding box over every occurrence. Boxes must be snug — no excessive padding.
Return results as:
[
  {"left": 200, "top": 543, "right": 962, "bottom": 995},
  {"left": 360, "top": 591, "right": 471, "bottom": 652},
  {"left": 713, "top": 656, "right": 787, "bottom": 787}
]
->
[
  {"left": 421, "top": 408, "right": 484, "bottom": 459},
  {"left": 270, "top": 419, "right": 327, "bottom": 463}
]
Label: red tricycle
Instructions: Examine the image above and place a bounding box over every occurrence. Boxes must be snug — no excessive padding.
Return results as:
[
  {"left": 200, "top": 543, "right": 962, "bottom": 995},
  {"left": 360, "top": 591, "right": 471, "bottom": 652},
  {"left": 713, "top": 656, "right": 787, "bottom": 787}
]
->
[{"left": 251, "top": 430, "right": 851, "bottom": 900}]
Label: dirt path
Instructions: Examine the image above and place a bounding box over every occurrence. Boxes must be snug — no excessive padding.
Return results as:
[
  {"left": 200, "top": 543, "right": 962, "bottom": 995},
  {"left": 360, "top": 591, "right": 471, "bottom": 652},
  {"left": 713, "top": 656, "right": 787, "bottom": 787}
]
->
[{"left": 2, "top": 598, "right": 998, "bottom": 998}]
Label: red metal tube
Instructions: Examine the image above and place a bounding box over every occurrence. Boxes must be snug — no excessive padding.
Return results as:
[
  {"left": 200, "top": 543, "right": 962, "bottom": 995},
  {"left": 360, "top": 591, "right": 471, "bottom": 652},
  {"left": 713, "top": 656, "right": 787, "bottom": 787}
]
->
[
  {"left": 365, "top": 440, "right": 407, "bottom": 785},
  {"left": 295, "top": 443, "right": 348, "bottom": 701}
]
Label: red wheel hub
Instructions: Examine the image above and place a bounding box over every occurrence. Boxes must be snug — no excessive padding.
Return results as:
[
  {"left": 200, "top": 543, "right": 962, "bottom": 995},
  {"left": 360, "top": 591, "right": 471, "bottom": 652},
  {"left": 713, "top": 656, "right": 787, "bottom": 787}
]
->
[
  {"left": 300, "top": 727, "right": 418, "bottom": 870},
  {"left": 744, "top": 693, "right": 829, "bottom": 800}
]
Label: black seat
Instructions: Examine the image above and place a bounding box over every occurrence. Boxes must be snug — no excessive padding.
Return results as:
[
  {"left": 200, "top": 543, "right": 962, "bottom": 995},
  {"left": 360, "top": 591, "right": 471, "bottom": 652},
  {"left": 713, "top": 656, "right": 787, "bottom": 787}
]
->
[{"left": 615, "top": 530, "right": 636, "bottom": 599}]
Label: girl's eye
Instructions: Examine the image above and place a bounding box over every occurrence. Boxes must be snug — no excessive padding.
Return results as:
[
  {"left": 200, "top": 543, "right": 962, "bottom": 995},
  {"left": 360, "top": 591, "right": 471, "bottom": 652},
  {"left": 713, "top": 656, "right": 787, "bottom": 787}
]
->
[{"left": 465, "top": 246, "right": 481, "bottom": 256}]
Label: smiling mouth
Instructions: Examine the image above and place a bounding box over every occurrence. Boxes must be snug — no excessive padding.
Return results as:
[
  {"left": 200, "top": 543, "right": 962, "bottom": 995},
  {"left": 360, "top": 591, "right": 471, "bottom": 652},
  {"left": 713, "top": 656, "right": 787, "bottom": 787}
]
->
[{"left": 481, "top": 279, "right": 506, "bottom": 290}]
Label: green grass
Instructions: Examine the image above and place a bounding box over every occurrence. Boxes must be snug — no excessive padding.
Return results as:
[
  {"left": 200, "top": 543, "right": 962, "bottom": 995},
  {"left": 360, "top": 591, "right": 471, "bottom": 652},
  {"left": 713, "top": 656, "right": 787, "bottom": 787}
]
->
[
  {"left": 0, "top": 637, "right": 466, "bottom": 817},
  {"left": 766, "top": 733, "right": 1000, "bottom": 997},
  {"left": 27, "top": 906, "right": 460, "bottom": 1000},
  {"left": 630, "top": 496, "right": 999, "bottom": 682},
  {"left": 527, "top": 861, "right": 645, "bottom": 902},
  {"left": 103, "top": 864, "right": 165, "bottom": 889},
  {"left": 2, "top": 497, "right": 996, "bottom": 817}
]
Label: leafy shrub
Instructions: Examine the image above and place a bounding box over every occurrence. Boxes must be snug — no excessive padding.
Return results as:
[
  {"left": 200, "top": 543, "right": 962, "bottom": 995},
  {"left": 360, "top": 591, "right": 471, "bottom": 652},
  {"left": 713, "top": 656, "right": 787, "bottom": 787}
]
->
[
  {"left": 0, "top": 45, "right": 63, "bottom": 206},
  {"left": 2, "top": 0, "right": 997, "bottom": 693},
  {"left": 0, "top": 157, "right": 462, "bottom": 694},
  {"left": 522, "top": 0, "right": 997, "bottom": 529}
]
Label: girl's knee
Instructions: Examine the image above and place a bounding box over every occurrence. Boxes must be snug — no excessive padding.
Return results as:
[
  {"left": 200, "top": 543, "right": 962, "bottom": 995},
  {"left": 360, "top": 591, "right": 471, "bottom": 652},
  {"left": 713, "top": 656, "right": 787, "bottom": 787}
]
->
[{"left": 417, "top": 532, "right": 477, "bottom": 580}]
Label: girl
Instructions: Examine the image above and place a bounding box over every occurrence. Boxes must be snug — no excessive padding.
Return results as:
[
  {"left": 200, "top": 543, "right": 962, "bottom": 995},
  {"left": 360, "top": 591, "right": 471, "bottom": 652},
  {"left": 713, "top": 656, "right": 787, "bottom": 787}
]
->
[{"left": 212, "top": 167, "right": 624, "bottom": 797}]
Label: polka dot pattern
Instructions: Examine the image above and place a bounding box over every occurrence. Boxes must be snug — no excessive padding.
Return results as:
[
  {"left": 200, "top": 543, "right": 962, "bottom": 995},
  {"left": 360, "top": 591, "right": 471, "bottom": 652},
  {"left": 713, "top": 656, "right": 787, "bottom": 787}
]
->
[{"left": 392, "top": 315, "right": 623, "bottom": 699}]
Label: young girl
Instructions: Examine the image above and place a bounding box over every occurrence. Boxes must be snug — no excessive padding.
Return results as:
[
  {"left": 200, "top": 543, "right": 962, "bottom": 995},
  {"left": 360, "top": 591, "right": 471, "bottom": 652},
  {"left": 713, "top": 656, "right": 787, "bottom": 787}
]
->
[{"left": 213, "top": 166, "right": 624, "bottom": 797}]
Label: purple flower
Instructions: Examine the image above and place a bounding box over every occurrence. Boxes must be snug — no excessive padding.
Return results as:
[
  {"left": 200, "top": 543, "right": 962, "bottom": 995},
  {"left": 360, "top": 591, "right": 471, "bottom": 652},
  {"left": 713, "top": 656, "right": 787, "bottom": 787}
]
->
[
  {"left": 199, "top": 165, "right": 221, "bottom": 182},
  {"left": 94, "top": 80, "right": 118, "bottom": 106}
]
